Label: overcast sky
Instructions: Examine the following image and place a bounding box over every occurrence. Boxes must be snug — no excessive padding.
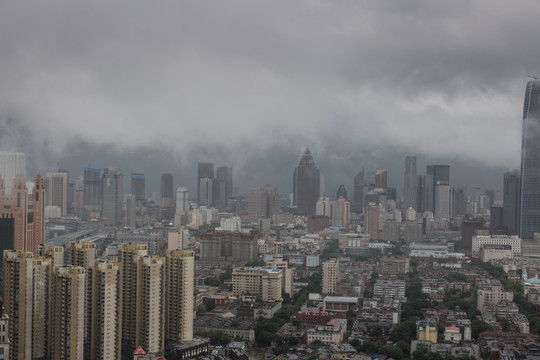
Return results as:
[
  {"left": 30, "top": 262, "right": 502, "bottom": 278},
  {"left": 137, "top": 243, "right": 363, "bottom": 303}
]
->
[{"left": 0, "top": 1, "right": 538, "bottom": 197}]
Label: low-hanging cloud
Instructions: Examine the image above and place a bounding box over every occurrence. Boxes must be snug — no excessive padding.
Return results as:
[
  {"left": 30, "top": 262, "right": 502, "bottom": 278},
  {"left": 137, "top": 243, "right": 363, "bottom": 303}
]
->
[{"left": 0, "top": 0, "right": 536, "bottom": 184}]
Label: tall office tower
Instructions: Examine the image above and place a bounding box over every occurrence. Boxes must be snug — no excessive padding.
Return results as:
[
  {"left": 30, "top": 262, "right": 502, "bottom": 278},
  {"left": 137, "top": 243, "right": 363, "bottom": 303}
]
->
[
  {"left": 216, "top": 167, "right": 233, "bottom": 204},
  {"left": 434, "top": 182, "right": 451, "bottom": 220},
  {"left": 66, "top": 241, "right": 96, "bottom": 268},
  {"left": 74, "top": 176, "right": 84, "bottom": 214},
  {"left": 125, "top": 194, "right": 136, "bottom": 229},
  {"left": 293, "top": 148, "right": 322, "bottom": 215},
  {"left": 331, "top": 197, "right": 351, "bottom": 228},
  {"left": 353, "top": 170, "right": 365, "bottom": 213},
  {"left": 0, "top": 300, "right": 9, "bottom": 360},
  {"left": 39, "top": 243, "right": 65, "bottom": 268},
  {"left": 86, "top": 260, "right": 121, "bottom": 360},
  {"left": 160, "top": 173, "right": 174, "bottom": 208},
  {"left": 102, "top": 168, "right": 123, "bottom": 226},
  {"left": 119, "top": 243, "right": 148, "bottom": 352},
  {"left": 176, "top": 187, "right": 189, "bottom": 213},
  {"left": 51, "top": 266, "right": 85, "bottom": 360},
  {"left": 32, "top": 257, "right": 52, "bottom": 359},
  {"left": 416, "top": 175, "right": 426, "bottom": 213},
  {"left": 197, "top": 162, "right": 214, "bottom": 205},
  {"left": 130, "top": 172, "right": 146, "bottom": 205},
  {"left": 375, "top": 170, "right": 388, "bottom": 189},
  {"left": 164, "top": 250, "right": 195, "bottom": 345},
  {"left": 365, "top": 203, "right": 380, "bottom": 240},
  {"left": 503, "top": 170, "right": 521, "bottom": 235},
  {"left": 0, "top": 174, "right": 45, "bottom": 261},
  {"left": 247, "top": 186, "right": 280, "bottom": 223},
  {"left": 0, "top": 151, "right": 25, "bottom": 195},
  {"left": 426, "top": 165, "right": 450, "bottom": 212},
  {"left": 322, "top": 259, "right": 340, "bottom": 295},
  {"left": 336, "top": 185, "right": 347, "bottom": 200},
  {"left": 45, "top": 171, "right": 69, "bottom": 216},
  {"left": 452, "top": 187, "right": 467, "bottom": 219},
  {"left": 198, "top": 178, "right": 212, "bottom": 207},
  {"left": 521, "top": 81, "right": 540, "bottom": 239},
  {"left": 83, "top": 167, "right": 101, "bottom": 212},
  {"left": 3, "top": 250, "right": 33, "bottom": 360},
  {"left": 316, "top": 197, "right": 331, "bottom": 217},
  {"left": 404, "top": 156, "right": 418, "bottom": 211}
]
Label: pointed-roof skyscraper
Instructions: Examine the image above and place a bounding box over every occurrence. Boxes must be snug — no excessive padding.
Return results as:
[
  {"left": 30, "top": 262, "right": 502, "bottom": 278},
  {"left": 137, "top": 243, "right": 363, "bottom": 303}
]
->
[{"left": 293, "top": 148, "right": 322, "bottom": 215}]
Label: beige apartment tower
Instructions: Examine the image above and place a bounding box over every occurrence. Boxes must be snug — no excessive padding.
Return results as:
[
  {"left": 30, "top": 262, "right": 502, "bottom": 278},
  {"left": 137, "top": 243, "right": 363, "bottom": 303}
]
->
[
  {"left": 165, "top": 250, "right": 195, "bottom": 345},
  {"left": 51, "top": 266, "right": 85, "bottom": 360},
  {"left": 0, "top": 299, "right": 9, "bottom": 360},
  {"left": 232, "top": 268, "right": 282, "bottom": 301},
  {"left": 66, "top": 241, "right": 96, "bottom": 268},
  {"left": 86, "top": 260, "right": 122, "bottom": 360},
  {"left": 38, "top": 243, "right": 65, "bottom": 268},
  {"left": 322, "top": 258, "right": 340, "bottom": 295},
  {"left": 33, "top": 257, "right": 53, "bottom": 360},
  {"left": 3, "top": 250, "right": 33, "bottom": 360}
]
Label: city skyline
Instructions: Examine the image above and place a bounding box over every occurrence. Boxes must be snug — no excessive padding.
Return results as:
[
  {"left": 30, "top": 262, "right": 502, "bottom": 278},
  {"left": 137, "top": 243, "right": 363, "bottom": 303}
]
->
[{"left": 0, "top": 2, "right": 538, "bottom": 199}]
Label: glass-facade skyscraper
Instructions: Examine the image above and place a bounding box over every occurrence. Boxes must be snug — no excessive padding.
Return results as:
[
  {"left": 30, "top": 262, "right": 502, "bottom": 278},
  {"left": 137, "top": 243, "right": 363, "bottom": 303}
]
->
[{"left": 520, "top": 81, "right": 540, "bottom": 240}]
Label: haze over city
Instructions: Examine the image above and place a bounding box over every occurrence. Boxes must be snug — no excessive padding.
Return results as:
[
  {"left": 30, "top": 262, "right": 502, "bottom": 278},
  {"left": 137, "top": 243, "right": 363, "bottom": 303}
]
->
[{"left": 1, "top": 1, "right": 539, "bottom": 195}]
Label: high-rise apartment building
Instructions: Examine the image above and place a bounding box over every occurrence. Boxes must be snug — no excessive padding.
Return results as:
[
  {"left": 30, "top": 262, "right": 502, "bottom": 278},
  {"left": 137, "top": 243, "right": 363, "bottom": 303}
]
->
[
  {"left": 331, "top": 197, "right": 350, "bottom": 228},
  {"left": 247, "top": 186, "right": 280, "bottom": 223},
  {"left": 0, "top": 151, "right": 25, "bottom": 195},
  {"left": 316, "top": 197, "right": 331, "bottom": 217},
  {"left": 322, "top": 259, "right": 340, "bottom": 295},
  {"left": 199, "top": 230, "right": 258, "bottom": 262},
  {"left": 520, "top": 81, "right": 540, "bottom": 239},
  {"left": 375, "top": 170, "right": 387, "bottom": 189},
  {"left": 83, "top": 167, "right": 101, "bottom": 213},
  {"left": 3, "top": 250, "right": 33, "bottom": 360},
  {"left": 160, "top": 173, "right": 174, "bottom": 208},
  {"left": 102, "top": 168, "right": 123, "bottom": 227},
  {"left": 293, "top": 148, "right": 322, "bottom": 215},
  {"left": 365, "top": 203, "right": 380, "bottom": 241},
  {"left": 232, "top": 268, "right": 282, "bottom": 301},
  {"left": 197, "top": 162, "right": 214, "bottom": 205},
  {"left": 38, "top": 243, "right": 65, "bottom": 268},
  {"left": 164, "top": 250, "right": 194, "bottom": 345},
  {"left": 74, "top": 176, "right": 84, "bottom": 215},
  {"left": 503, "top": 170, "right": 520, "bottom": 235},
  {"left": 45, "top": 171, "right": 69, "bottom": 216},
  {"left": 66, "top": 241, "right": 96, "bottom": 268},
  {"left": 0, "top": 300, "right": 10, "bottom": 360},
  {"left": 32, "top": 257, "right": 52, "bottom": 360},
  {"left": 86, "top": 260, "right": 121, "bottom": 360},
  {"left": 353, "top": 170, "right": 364, "bottom": 213},
  {"left": 51, "top": 266, "right": 85, "bottom": 360},
  {"left": 404, "top": 156, "right": 417, "bottom": 211},
  {"left": 425, "top": 165, "right": 450, "bottom": 212}
]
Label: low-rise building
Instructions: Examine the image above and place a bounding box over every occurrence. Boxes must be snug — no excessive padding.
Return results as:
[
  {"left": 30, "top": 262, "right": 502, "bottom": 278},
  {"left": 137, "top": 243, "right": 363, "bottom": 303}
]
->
[{"left": 306, "top": 319, "right": 347, "bottom": 344}]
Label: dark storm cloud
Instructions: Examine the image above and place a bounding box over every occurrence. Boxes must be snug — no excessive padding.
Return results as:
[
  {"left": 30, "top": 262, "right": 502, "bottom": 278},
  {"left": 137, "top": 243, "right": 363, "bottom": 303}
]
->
[{"left": 0, "top": 1, "right": 537, "bottom": 192}]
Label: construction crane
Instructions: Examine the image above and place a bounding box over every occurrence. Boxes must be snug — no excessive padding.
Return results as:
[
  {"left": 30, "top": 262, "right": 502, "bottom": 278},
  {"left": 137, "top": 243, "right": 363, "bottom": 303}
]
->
[{"left": 528, "top": 75, "right": 539, "bottom": 80}]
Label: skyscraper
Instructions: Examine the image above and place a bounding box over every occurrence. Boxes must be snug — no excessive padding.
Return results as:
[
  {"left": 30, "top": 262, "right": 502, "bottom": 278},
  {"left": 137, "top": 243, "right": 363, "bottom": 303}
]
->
[
  {"left": 160, "top": 173, "right": 174, "bottom": 208},
  {"left": 125, "top": 194, "right": 136, "bottom": 229},
  {"left": 331, "top": 197, "right": 350, "bottom": 227},
  {"left": 216, "top": 166, "right": 233, "bottom": 207},
  {"left": 0, "top": 151, "right": 25, "bottom": 195},
  {"left": 197, "top": 162, "right": 214, "bottom": 205},
  {"left": 130, "top": 172, "right": 146, "bottom": 205},
  {"left": 426, "top": 165, "right": 450, "bottom": 212},
  {"left": 434, "top": 182, "right": 450, "bottom": 220},
  {"left": 336, "top": 185, "right": 347, "bottom": 200},
  {"left": 198, "top": 178, "right": 212, "bottom": 207},
  {"left": 45, "top": 171, "right": 69, "bottom": 216},
  {"left": 293, "top": 148, "right": 322, "bottom": 215},
  {"left": 353, "top": 170, "right": 364, "bottom": 213},
  {"left": 175, "top": 187, "right": 189, "bottom": 213},
  {"left": 375, "top": 170, "right": 387, "bottom": 189},
  {"left": 404, "top": 156, "right": 417, "bottom": 211},
  {"left": 520, "top": 81, "right": 540, "bottom": 239},
  {"left": 248, "top": 186, "right": 280, "bottom": 223},
  {"left": 503, "top": 170, "right": 520, "bottom": 235},
  {"left": 83, "top": 167, "right": 101, "bottom": 213},
  {"left": 102, "top": 168, "right": 123, "bottom": 227}
]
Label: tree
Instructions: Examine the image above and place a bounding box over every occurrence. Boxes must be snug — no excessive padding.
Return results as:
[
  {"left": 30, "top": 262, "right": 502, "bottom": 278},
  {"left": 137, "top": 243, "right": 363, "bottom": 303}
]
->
[
  {"left": 205, "top": 298, "right": 216, "bottom": 312},
  {"left": 204, "top": 277, "right": 222, "bottom": 287}
]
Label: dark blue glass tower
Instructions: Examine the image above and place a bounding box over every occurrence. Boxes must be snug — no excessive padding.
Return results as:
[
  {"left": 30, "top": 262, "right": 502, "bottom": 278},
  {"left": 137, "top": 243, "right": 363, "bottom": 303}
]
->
[{"left": 520, "top": 81, "right": 540, "bottom": 239}]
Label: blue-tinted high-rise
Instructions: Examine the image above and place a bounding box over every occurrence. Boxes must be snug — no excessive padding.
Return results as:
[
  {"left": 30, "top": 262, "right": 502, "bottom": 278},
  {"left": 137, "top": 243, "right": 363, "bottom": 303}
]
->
[{"left": 520, "top": 81, "right": 540, "bottom": 239}]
